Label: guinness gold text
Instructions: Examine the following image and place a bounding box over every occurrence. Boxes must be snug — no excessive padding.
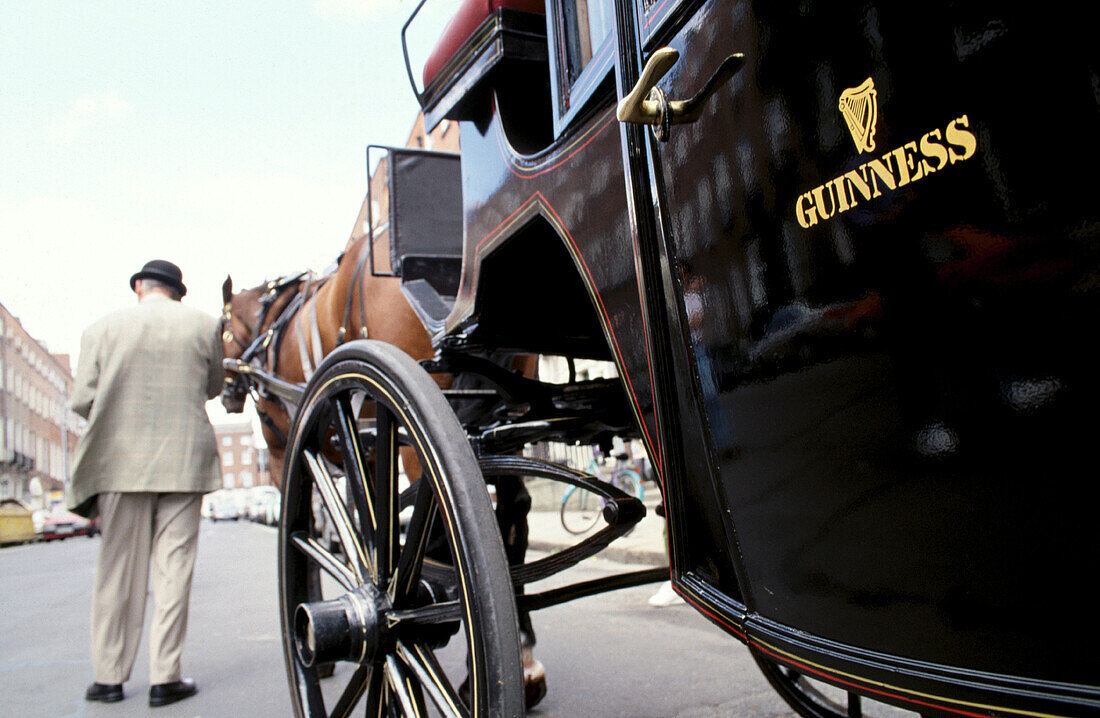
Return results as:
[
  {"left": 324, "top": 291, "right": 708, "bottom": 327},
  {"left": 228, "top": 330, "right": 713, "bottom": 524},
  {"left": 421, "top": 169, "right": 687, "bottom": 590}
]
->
[{"left": 796, "top": 115, "right": 977, "bottom": 228}]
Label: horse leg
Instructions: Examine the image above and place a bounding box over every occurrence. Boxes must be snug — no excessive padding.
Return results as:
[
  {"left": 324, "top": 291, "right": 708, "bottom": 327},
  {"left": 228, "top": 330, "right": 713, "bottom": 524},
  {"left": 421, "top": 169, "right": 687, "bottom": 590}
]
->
[
  {"left": 499, "top": 354, "right": 547, "bottom": 707},
  {"left": 493, "top": 475, "right": 546, "bottom": 708}
]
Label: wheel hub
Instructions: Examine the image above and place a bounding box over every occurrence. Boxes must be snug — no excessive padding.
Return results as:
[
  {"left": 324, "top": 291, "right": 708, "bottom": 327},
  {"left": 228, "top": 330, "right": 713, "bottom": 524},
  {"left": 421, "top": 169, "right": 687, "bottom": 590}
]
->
[{"left": 294, "top": 584, "right": 391, "bottom": 667}]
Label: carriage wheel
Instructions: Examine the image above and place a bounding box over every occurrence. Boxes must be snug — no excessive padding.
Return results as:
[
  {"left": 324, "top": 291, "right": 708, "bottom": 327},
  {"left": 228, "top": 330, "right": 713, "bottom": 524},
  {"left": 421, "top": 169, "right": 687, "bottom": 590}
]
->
[
  {"left": 754, "top": 654, "right": 871, "bottom": 718},
  {"left": 279, "top": 341, "right": 523, "bottom": 717}
]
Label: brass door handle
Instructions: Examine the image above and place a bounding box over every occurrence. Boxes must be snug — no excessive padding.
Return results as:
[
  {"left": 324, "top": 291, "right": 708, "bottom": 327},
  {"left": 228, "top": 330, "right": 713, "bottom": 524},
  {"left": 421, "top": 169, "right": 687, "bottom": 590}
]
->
[
  {"left": 617, "top": 48, "right": 745, "bottom": 140},
  {"left": 617, "top": 47, "right": 681, "bottom": 125}
]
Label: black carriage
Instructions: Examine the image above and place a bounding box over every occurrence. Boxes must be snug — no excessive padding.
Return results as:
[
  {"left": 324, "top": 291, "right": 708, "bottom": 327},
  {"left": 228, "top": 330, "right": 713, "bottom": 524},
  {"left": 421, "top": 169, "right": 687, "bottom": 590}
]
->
[{"left": 243, "top": 1, "right": 1100, "bottom": 715}]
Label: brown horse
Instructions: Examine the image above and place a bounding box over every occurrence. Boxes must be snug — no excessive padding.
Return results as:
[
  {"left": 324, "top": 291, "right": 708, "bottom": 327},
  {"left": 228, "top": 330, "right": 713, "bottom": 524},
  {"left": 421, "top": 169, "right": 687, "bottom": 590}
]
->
[
  {"left": 220, "top": 231, "right": 442, "bottom": 486},
  {"left": 219, "top": 231, "right": 546, "bottom": 706}
]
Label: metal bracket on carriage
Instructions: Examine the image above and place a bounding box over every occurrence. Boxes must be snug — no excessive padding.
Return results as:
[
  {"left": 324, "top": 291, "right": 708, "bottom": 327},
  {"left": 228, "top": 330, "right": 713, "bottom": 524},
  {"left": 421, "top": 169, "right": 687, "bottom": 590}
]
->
[
  {"left": 477, "top": 454, "right": 646, "bottom": 586},
  {"left": 428, "top": 351, "right": 636, "bottom": 449},
  {"left": 427, "top": 351, "right": 552, "bottom": 407}
]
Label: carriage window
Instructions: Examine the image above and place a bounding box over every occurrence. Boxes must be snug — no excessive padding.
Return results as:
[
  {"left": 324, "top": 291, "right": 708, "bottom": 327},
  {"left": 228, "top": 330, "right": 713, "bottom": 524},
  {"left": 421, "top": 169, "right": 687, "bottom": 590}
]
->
[
  {"left": 560, "top": 0, "right": 613, "bottom": 86},
  {"left": 547, "top": 0, "right": 615, "bottom": 136}
]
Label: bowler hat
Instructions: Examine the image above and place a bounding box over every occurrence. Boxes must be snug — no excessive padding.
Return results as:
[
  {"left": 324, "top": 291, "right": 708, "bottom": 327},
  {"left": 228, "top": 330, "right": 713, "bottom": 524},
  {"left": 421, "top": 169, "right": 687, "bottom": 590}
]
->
[{"left": 130, "top": 260, "right": 187, "bottom": 297}]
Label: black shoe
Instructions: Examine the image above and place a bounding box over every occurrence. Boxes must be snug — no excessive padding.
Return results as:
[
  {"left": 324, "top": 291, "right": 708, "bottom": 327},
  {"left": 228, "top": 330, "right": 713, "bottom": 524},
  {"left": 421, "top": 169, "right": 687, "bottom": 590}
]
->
[
  {"left": 149, "top": 679, "right": 197, "bottom": 707},
  {"left": 85, "top": 682, "right": 123, "bottom": 703}
]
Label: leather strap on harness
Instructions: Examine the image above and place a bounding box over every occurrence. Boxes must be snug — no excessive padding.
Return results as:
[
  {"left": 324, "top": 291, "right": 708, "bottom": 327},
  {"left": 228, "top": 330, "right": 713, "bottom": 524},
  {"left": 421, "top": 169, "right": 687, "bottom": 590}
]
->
[
  {"left": 338, "top": 245, "right": 371, "bottom": 345},
  {"left": 294, "top": 271, "right": 333, "bottom": 381},
  {"left": 309, "top": 294, "right": 325, "bottom": 369},
  {"left": 296, "top": 273, "right": 317, "bottom": 380},
  {"left": 253, "top": 402, "right": 289, "bottom": 447}
]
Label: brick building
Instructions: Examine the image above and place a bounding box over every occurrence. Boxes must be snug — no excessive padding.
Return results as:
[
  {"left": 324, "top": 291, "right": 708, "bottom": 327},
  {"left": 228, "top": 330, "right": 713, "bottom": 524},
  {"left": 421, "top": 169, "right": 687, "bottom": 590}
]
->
[
  {"left": 214, "top": 420, "right": 272, "bottom": 489},
  {"left": 0, "top": 300, "right": 84, "bottom": 509}
]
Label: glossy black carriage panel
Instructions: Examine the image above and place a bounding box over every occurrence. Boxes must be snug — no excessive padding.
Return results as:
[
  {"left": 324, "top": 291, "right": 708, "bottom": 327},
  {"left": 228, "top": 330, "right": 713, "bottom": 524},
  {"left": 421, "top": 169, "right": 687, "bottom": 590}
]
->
[{"left": 650, "top": 0, "right": 1100, "bottom": 683}]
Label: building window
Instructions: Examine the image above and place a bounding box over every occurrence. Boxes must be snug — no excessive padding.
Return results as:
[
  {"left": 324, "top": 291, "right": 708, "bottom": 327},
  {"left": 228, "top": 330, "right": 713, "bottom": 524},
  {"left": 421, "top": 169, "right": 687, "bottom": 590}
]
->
[
  {"left": 222, "top": 436, "right": 233, "bottom": 447},
  {"left": 223, "top": 453, "right": 234, "bottom": 467},
  {"left": 240, "top": 470, "right": 253, "bottom": 488},
  {"left": 224, "top": 472, "right": 235, "bottom": 489}
]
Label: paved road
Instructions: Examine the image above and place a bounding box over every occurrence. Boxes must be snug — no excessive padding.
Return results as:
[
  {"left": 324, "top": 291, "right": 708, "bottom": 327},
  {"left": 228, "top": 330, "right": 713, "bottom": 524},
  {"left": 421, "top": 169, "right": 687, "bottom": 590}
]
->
[
  {"left": 1, "top": 520, "right": 291, "bottom": 718},
  {"left": 1, "top": 519, "right": 800, "bottom": 717}
]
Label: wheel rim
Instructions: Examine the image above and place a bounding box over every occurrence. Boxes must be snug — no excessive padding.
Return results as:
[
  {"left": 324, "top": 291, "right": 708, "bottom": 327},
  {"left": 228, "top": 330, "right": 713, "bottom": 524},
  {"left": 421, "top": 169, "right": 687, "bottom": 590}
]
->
[
  {"left": 754, "top": 653, "right": 877, "bottom": 718},
  {"left": 279, "top": 342, "right": 522, "bottom": 718}
]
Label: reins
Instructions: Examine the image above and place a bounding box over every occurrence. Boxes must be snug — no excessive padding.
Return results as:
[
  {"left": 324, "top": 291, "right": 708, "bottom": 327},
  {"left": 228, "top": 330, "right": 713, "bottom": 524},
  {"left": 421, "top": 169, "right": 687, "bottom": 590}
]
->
[{"left": 221, "top": 273, "right": 309, "bottom": 444}]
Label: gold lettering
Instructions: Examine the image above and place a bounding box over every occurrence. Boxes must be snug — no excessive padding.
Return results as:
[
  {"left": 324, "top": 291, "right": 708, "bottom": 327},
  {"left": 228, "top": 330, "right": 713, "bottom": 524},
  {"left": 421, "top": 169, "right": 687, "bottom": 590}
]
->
[
  {"left": 865, "top": 157, "right": 897, "bottom": 196},
  {"left": 796, "top": 192, "right": 819, "bottom": 228},
  {"left": 945, "top": 115, "right": 977, "bottom": 163},
  {"left": 811, "top": 184, "right": 837, "bottom": 220},
  {"left": 904, "top": 141, "right": 925, "bottom": 183},
  {"left": 889, "top": 142, "right": 924, "bottom": 187},
  {"left": 919, "top": 128, "right": 948, "bottom": 174},
  {"left": 843, "top": 167, "right": 873, "bottom": 206},
  {"left": 829, "top": 176, "right": 851, "bottom": 213},
  {"left": 793, "top": 114, "right": 977, "bottom": 228}
]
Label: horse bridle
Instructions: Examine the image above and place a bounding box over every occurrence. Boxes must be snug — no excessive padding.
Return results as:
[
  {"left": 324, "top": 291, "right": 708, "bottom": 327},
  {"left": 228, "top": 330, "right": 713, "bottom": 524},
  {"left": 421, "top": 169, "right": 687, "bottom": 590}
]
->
[
  {"left": 221, "top": 259, "right": 367, "bottom": 445},
  {"left": 221, "top": 273, "right": 307, "bottom": 406}
]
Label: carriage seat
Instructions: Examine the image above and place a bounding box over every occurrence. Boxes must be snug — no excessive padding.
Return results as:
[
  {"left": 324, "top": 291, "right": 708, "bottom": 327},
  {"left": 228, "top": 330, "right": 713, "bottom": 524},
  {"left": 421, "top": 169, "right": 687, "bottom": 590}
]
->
[
  {"left": 418, "top": 0, "right": 546, "bottom": 129},
  {"left": 423, "top": 0, "right": 544, "bottom": 88}
]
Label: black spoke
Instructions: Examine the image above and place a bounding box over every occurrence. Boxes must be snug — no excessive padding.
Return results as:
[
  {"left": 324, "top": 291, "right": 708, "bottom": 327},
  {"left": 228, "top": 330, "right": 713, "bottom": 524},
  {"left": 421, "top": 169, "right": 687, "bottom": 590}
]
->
[
  {"left": 362, "top": 665, "right": 386, "bottom": 718},
  {"left": 387, "top": 600, "right": 463, "bottom": 626},
  {"left": 328, "top": 664, "right": 371, "bottom": 718},
  {"left": 391, "top": 481, "right": 437, "bottom": 604},
  {"left": 386, "top": 655, "right": 430, "bottom": 717},
  {"left": 396, "top": 641, "right": 466, "bottom": 718},
  {"left": 375, "top": 404, "right": 400, "bottom": 585},
  {"left": 289, "top": 531, "right": 357, "bottom": 592},
  {"left": 334, "top": 393, "right": 377, "bottom": 555},
  {"left": 304, "top": 449, "right": 372, "bottom": 583}
]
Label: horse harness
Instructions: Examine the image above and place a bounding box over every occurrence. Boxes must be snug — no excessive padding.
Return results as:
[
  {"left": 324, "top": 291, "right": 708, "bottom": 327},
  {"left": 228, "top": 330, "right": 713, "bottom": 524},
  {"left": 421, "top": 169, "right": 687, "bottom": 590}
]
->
[{"left": 296, "top": 244, "right": 374, "bottom": 380}]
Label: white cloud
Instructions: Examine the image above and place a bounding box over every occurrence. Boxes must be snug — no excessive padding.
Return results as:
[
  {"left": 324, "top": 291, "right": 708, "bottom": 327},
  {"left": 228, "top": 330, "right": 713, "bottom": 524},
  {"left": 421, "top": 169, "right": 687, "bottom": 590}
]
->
[
  {"left": 49, "top": 92, "right": 134, "bottom": 144},
  {"left": 0, "top": 170, "right": 364, "bottom": 360}
]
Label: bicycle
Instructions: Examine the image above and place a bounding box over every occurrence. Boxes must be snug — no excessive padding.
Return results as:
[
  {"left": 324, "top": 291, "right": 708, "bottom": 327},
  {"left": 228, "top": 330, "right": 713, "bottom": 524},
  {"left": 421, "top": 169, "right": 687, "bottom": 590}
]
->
[{"left": 560, "top": 451, "right": 645, "bottom": 535}]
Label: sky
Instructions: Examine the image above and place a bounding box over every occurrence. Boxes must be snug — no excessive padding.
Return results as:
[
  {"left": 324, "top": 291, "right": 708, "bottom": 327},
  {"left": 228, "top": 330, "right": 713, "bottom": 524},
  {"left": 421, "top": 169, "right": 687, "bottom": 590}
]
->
[{"left": 1, "top": 0, "right": 461, "bottom": 362}]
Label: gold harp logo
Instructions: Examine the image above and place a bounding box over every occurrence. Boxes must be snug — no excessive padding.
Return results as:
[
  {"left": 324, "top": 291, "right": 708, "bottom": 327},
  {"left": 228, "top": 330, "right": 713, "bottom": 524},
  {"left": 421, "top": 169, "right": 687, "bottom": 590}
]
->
[{"left": 838, "top": 78, "right": 878, "bottom": 153}]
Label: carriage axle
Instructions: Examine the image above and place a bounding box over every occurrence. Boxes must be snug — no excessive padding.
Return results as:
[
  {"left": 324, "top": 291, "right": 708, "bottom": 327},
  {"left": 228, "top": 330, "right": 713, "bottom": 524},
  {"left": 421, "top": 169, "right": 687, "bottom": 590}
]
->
[{"left": 293, "top": 585, "right": 385, "bottom": 668}]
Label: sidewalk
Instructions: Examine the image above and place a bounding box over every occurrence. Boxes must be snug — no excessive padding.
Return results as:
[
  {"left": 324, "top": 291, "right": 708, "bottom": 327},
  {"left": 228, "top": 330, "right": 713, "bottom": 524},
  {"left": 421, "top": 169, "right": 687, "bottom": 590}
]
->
[{"left": 525, "top": 490, "right": 670, "bottom": 567}]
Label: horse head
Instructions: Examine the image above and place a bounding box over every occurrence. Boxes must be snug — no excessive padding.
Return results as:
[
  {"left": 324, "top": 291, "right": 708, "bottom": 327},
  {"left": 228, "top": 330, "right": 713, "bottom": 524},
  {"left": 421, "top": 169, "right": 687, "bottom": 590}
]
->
[
  {"left": 220, "top": 274, "right": 266, "bottom": 413},
  {"left": 220, "top": 273, "right": 306, "bottom": 414}
]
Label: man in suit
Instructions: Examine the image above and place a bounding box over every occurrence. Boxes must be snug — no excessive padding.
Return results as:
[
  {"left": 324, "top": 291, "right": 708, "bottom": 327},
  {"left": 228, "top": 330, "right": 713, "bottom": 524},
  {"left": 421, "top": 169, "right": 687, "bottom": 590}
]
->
[{"left": 68, "top": 260, "right": 223, "bottom": 707}]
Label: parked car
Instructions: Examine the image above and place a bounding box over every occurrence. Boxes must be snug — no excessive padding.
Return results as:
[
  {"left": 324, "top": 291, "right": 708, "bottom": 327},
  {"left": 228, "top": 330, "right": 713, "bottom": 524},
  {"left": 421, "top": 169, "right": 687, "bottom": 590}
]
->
[
  {"left": 207, "top": 493, "right": 240, "bottom": 522},
  {"left": 255, "top": 490, "right": 281, "bottom": 526},
  {"left": 0, "top": 499, "right": 37, "bottom": 546},
  {"left": 246, "top": 486, "right": 280, "bottom": 523},
  {"left": 39, "top": 508, "right": 97, "bottom": 541}
]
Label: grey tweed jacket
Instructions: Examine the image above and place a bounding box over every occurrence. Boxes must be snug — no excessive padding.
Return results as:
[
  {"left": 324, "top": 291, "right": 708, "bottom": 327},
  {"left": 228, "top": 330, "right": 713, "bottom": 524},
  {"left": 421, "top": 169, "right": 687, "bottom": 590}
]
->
[{"left": 68, "top": 293, "right": 224, "bottom": 514}]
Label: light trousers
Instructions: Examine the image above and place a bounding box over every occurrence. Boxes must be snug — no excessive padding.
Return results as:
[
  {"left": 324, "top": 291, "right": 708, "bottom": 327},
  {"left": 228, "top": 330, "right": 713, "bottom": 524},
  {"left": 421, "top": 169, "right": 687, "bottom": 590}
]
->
[{"left": 90, "top": 492, "right": 202, "bottom": 685}]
